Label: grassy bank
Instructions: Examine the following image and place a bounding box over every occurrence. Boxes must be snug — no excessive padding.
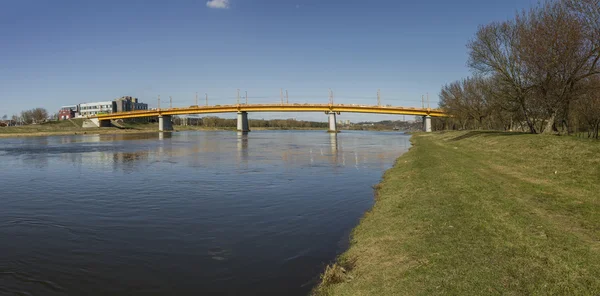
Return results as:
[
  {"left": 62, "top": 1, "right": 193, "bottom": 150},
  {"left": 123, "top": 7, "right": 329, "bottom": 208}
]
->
[
  {"left": 317, "top": 131, "right": 600, "bottom": 295},
  {"left": 2, "top": 120, "right": 96, "bottom": 137},
  {"left": 0, "top": 119, "right": 155, "bottom": 137}
]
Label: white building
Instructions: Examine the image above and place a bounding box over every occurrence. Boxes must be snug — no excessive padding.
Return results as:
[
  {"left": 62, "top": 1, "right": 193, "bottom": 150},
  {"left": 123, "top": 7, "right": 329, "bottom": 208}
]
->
[{"left": 79, "top": 101, "right": 114, "bottom": 117}]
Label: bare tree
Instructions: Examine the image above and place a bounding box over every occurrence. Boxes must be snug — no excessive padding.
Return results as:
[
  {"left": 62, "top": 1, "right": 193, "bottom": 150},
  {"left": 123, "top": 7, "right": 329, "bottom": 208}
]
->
[
  {"left": 440, "top": 76, "right": 520, "bottom": 131},
  {"left": 518, "top": 2, "right": 600, "bottom": 134},
  {"left": 440, "top": 1, "right": 600, "bottom": 135},
  {"left": 464, "top": 77, "right": 494, "bottom": 127},
  {"left": 440, "top": 77, "right": 497, "bottom": 129},
  {"left": 572, "top": 77, "right": 600, "bottom": 138},
  {"left": 467, "top": 20, "right": 538, "bottom": 133},
  {"left": 31, "top": 108, "right": 48, "bottom": 123},
  {"left": 21, "top": 110, "right": 33, "bottom": 124},
  {"left": 440, "top": 81, "right": 469, "bottom": 129},
  {"left": 19, "top": 108, "right": 48, "bottom": 124},
  {"left": 564, "top": 0, "right": 600, "bottom": 38}
]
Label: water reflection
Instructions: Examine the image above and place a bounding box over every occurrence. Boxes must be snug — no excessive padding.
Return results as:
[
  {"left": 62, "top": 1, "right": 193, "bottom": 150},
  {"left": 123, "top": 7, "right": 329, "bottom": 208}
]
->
[
  {"left": 158, "top": 132, "right": 172, "bottom": 141},
  {"left": 112, "top": 151, "right": 150, "bottom": 173},
  {"left": 329, "top": 133, "right": 339, "bottom": 166},
  {"left": 237, "top": 132, "right": 249, "bottom": 166},
  {"left": 1, "top": 131, "right": 411, "bottom": 174},
  {"left": 329, "top": 133, "right": 338, "bottom": 152},
  {"left": 55, "top": 133, "right": 167, "bottom": 144},
  {"left": 0, "top": 130, "right": 411, "bottom": 296},
  {"left": 21, "top": 153, "right": 49, "bottom": 169}
]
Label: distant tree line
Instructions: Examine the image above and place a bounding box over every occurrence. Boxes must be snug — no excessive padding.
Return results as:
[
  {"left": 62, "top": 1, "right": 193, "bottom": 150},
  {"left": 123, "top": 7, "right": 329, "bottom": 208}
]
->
[
  {"left": 350, "top": 120, "right": 423, "bottom": 131},
  {"left": 0, "top": 108, "right": 51, "bottom": 126},
  {"left": 15, "top": 108, "right": 49, "bottom": 125},
  {"left": 438, "top": 0, "right": 600, "bottom": 138}
]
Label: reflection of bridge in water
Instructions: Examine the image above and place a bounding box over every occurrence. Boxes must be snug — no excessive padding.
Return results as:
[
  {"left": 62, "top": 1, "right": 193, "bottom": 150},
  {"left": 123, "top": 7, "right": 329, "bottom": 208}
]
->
[
  {"left": 92, "top": 103, "right": 446, "bottom": 132},
  {"left": 37, "top": 132, "right": 408, "bottom": 173},
  {"left": 235, "top": 132, "right": 405, "bottom": 171}
]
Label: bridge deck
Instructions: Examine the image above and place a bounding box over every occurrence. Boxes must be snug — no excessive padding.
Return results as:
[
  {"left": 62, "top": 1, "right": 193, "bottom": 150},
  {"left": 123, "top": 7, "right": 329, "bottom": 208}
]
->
[{"left": 95, "top": 103, "right": 446, "bottom": 121}]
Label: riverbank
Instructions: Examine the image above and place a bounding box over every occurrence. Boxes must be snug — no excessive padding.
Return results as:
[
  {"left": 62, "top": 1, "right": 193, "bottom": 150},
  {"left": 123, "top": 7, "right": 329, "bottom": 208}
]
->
[
  {"left": 0, "top": 121, "right": 331, "bottom": 138},
  {"left": 0, "top": 121, "right": 408, "bottom": 138},
  {"left": 316, "top": 131, "right": 600, "bottom": 295}
]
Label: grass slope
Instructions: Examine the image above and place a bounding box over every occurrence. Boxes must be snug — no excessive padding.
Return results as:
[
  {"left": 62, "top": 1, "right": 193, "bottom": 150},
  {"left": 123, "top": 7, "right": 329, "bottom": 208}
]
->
[
  {"left": 317, "top": 131, "right": 600, "bottom": 295},
  {"left": 0, "top": 120, "right": 155, "bottom": 137},
  {"left": 0, "top": 119, "right": 84, "bottom": 134}
]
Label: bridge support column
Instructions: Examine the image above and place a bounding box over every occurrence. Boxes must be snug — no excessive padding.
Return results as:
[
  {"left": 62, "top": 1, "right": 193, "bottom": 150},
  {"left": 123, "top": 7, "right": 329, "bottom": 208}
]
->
[
  {"left": 423, "top": 115, "right": 432, "bottom": 132},
  {"left": 237, "top": 112, "right": 250, "bottom": 133},
  {"left": 327, "top": 112, "right": 337, "bottom": 133},
  {"left": 159, "top": 115, "right": 173, "bottom": 131}
]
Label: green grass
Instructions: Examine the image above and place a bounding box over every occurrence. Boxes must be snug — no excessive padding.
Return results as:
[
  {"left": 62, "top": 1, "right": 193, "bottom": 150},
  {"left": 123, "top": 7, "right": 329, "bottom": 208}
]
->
[
  {"left": 316, "top": 131, "right": 600, "bottom": 295},
  {"left": 0, "top": 119, "right": 147, "bottom": 136},
  {"left": 0, "top": 119, "right": 86, "bottom": 134}
]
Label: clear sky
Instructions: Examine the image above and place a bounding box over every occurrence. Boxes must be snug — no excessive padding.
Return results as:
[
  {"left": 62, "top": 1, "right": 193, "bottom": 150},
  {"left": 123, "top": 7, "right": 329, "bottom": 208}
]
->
[{"left": 1, "top": 0, "right": 535, "bottom": 122}]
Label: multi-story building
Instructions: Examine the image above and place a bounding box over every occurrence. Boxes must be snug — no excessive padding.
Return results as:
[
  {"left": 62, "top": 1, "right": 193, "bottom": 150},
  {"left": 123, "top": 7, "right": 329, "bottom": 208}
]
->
[
  {"left": 79, "top": 101, "right": 114, "bottom": 117},
  {"left": 58, "top": 105, "right": 78, "bottom": 120},
  {"left": 114, "top": 96, "right": 148, "bottom": 113},
  {"left": 74, "top": 97, "right": 149, "bottom": 117}
]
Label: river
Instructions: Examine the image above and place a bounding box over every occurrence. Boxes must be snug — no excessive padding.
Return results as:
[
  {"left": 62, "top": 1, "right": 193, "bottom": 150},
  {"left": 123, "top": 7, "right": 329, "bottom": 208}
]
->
[{"left": 0, "top": 130, "right": 410, "bottom": 295}]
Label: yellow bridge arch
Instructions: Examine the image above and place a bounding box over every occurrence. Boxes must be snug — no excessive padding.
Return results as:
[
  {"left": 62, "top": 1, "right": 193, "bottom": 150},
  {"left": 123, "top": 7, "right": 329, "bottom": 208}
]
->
[{"left": 95, "top": 103, "right": 447, "bottom": 121}]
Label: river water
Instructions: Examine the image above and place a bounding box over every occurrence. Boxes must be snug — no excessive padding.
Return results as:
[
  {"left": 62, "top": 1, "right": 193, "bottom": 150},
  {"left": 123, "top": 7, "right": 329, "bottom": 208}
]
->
[{"left": 0, "top": 130, "right": 410, "bottom": 295}]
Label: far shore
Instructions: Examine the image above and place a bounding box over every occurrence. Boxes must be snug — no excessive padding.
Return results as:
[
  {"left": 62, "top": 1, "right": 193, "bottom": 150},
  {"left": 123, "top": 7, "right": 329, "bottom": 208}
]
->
[
  {"left": 0, "top": 128, "right": 163, "bottom": 138},
  {"left": 0, "top": 126, "right": 319, "bottom": 138},
  {"left": 0, "top": 121, "right": 407, "bottom": 138}
]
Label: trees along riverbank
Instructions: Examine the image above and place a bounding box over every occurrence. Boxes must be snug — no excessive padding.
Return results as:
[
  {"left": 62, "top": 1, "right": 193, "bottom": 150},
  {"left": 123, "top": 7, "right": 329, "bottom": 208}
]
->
[
  {"left": 437, "top": 0, "right": 600, "bottom": 138},
  {"left": 315, "top": 131, "right": 600, "bottom": 295}
]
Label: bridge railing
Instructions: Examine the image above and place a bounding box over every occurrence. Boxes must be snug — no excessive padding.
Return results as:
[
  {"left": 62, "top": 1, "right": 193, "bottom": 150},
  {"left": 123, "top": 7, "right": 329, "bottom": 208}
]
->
[{"left": 95, "top": 103, "right": 445, "bottom": 119}]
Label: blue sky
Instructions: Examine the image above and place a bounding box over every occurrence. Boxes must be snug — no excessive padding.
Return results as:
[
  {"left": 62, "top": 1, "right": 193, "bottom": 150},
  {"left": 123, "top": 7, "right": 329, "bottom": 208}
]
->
[{"left": 1, "top": 0, "right": 535, "bottom": 121}]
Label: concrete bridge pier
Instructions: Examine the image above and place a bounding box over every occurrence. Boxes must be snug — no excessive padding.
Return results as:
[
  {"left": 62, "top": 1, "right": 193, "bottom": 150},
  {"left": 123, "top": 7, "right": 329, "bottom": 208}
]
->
[
  {"left": 237, "top": 111, "right": 250, "bottom": 133},
  {"left": 159, "top": 115, "right": 173, "bottom": 131},
  {"left": 83, "top": 118, "right": 112, "bottom": 128},
  {"left": 423, "top": 115, "right": 432, "bottom": 132},
  {"left": 327, "top": 112, "right": 337, "bottom": 133}
]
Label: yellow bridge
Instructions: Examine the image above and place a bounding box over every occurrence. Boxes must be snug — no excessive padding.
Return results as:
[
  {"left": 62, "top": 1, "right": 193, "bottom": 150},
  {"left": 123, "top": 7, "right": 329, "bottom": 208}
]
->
[{"left": 94, "top": 103, "right": 446, "bottom": 132}]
